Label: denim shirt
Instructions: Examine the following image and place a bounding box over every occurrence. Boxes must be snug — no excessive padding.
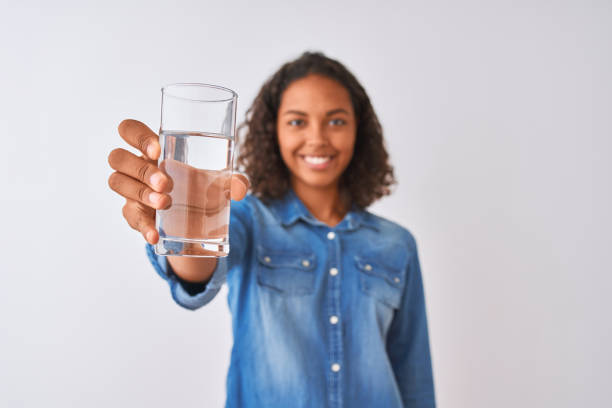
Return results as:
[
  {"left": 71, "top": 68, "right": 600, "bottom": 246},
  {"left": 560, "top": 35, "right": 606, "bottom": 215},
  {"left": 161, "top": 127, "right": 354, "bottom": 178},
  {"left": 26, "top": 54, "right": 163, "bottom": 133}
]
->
[{"left": 146, "top": 191, "right": 436, "bottom": 408}]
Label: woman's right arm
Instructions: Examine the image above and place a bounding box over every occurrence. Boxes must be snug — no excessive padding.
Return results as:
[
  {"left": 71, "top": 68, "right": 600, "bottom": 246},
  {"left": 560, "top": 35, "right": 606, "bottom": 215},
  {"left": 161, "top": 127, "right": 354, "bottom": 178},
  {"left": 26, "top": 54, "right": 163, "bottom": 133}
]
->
[{"left": 107, "top": 119, "right": 248, "bottom": 285}]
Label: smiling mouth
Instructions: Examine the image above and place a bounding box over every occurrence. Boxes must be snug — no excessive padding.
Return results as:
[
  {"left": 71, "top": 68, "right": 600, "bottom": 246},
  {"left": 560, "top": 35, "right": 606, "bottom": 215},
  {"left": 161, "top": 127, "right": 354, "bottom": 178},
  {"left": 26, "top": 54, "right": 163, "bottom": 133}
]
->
[
  {"left": 303, "top": 155, "right": 331, "bottom": 164},
  {"left": 299, "top": 154, "right": 335, "bottom": 169}
]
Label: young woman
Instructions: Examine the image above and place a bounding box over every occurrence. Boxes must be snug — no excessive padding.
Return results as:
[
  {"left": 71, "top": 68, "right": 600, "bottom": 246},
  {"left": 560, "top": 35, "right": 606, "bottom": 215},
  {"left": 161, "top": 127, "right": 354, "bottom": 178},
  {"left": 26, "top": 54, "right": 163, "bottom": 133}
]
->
[{"left": 108, "top": 52, "right": 436, "bottom": 408}]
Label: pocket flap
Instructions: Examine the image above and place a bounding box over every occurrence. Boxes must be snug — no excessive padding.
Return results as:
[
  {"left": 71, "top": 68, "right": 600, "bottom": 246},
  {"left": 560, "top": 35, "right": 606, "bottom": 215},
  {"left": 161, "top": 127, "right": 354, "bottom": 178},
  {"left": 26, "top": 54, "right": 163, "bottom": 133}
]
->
[
  {"left": 256, "top": 245, "right": 316, "bottom": 271},
  {"left": 256, "top": 246, "right": 317, "bottom": 296},
  {"left": 355, "top": 255, "right": 404, "bottom": 288}
]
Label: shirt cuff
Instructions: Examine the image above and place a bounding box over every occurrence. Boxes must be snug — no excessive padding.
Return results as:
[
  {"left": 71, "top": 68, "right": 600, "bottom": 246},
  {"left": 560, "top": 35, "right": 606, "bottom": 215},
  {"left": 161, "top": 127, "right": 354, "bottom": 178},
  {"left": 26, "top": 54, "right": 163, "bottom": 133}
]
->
[{"left": 146, "top": 244, "right": 228, "bottom": 310}]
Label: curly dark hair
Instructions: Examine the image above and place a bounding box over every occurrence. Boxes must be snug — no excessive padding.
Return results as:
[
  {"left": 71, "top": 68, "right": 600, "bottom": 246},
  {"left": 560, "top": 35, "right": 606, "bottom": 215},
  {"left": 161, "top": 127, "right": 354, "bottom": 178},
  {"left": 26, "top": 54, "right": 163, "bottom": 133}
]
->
[{"left": 236, "top": 51, "right": 396, "bottom": 209}]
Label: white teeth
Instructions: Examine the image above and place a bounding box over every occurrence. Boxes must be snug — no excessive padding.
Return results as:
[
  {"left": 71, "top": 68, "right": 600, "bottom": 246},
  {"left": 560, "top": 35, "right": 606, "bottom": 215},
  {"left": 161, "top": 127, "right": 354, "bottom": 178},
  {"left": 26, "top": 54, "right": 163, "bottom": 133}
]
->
[{"left": 304, "top": 156, "right": 331, "bottom": 165}]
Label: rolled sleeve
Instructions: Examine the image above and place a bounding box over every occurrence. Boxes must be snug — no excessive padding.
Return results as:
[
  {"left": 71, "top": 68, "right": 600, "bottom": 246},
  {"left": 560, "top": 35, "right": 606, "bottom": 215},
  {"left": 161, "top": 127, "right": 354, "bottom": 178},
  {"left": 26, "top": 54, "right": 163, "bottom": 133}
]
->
[{"left": 146, "top": 244, "right": 228, "bottom": 310}]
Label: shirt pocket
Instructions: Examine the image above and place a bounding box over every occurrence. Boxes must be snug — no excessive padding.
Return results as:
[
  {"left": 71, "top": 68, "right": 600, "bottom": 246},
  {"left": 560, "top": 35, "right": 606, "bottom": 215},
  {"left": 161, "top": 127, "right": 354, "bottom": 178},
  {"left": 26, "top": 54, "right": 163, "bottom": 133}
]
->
[
  {"left": 256, "top": 245, "right": 317, "bottom": 296},
  {"left": 355, "top": 255, "right": 404, "bottom": 309}
]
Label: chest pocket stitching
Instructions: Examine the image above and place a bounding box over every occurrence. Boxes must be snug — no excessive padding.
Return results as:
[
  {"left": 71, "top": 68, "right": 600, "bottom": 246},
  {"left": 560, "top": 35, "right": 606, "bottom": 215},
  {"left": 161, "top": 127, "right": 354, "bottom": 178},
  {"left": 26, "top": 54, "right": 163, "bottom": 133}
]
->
[
  {"left": 355, "top": 255, "right": 404, "bottom": 309},
  {"left": 256, "top": 245, "right": 317, "bottom": 296}
]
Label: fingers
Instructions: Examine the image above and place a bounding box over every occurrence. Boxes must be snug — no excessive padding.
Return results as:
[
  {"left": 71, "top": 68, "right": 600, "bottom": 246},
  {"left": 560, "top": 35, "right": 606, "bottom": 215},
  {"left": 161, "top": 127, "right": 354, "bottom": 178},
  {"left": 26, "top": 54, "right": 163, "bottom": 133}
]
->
[
  {"left": 108, "top": 148, "right": 173, "bottom": 193},
  {"left": 109, "top": 172, "right": 172, "bottom": 210},
  {"left": 123, "top": 199, "right": 158, "bottom": 244},
  {"left": 115, "top": 119, "right": 165, "bottom": 245},
  {"left": 117, "top": 119, "right": 161, "bottom": 160},
  {"left": 230, "top": 173, "right": 250, "bottom": 201}
]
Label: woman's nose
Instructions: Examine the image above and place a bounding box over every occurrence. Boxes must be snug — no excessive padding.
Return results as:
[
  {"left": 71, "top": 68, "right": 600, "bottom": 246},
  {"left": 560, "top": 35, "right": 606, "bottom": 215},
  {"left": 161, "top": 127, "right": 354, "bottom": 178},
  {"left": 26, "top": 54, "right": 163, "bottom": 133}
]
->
[{"left": 305, "top": 123, "right": 328, "bottom": 144}]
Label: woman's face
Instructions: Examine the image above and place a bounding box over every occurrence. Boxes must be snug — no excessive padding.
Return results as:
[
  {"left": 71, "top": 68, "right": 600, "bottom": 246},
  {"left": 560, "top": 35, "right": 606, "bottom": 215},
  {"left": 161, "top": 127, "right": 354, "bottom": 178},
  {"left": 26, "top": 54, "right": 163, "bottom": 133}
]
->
[{"left": 276, "top": 74, "right": 357, "bottom": 193}]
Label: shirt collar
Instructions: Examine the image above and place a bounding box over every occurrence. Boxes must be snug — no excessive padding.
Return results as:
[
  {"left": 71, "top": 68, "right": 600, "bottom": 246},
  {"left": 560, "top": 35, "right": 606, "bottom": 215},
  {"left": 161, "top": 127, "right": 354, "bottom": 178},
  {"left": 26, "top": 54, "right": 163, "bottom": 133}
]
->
[{"left": 269, "top": 189, "right": 378, "bottom": 231}]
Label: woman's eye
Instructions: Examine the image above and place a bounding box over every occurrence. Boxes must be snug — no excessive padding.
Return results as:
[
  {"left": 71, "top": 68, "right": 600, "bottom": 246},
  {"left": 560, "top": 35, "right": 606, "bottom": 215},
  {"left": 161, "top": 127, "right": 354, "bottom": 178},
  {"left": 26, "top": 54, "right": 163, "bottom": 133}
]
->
[
  {"left": 288, "top": 119, "right": 305, "bottom": 126},
  {"left": 329, "top": 118, "right": 346, "bottom": 126}
]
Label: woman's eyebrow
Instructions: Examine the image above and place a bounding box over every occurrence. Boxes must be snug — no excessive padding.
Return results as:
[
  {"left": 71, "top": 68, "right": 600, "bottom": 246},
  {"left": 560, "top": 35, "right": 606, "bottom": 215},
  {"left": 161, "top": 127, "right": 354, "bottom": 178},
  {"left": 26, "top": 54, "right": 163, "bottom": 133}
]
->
[
  {"left": 325, "top": 108, "right": 349, "bottom": 116},
  {"left": 283, "top": 110, "right": 307, "bottom": 116},
  {"left": 282, "top": 108, "right": 350, "bottom": 116}
]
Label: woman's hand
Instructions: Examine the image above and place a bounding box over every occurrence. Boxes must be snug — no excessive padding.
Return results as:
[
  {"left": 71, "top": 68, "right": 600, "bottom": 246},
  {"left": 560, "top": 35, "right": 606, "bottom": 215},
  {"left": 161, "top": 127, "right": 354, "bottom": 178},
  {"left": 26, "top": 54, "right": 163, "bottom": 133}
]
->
[{"left": 108, "top": 119, "right": 248, "bottom": 245}]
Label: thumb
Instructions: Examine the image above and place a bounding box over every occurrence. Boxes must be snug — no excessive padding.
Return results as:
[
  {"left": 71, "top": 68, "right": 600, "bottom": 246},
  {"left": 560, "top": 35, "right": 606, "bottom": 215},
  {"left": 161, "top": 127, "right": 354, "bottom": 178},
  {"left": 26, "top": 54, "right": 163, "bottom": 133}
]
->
[{"left": 230, "top": 173, "right": 249, "bottom": 201}]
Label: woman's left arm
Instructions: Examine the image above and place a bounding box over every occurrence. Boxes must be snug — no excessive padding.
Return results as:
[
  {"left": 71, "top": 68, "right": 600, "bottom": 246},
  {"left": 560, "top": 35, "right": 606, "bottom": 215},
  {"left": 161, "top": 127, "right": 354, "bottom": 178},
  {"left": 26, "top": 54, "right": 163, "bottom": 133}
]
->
[{"left": 386, "top": 239, "right": 436, "bottom": 408}]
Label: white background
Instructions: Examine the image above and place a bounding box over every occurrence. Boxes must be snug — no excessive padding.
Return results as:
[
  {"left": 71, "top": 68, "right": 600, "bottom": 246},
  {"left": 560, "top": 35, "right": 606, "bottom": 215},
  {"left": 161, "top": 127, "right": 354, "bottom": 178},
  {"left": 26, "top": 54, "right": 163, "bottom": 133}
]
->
[{"left": 1, "top": 0, "right": 610, "bottom": 407}]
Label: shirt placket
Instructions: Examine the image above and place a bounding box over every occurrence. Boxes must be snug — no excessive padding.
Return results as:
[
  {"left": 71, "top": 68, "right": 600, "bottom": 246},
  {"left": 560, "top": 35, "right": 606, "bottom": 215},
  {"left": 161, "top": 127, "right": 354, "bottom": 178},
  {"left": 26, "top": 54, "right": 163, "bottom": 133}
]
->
[{"left": 326, "top": 229, "right": 343, "bottom": 408}]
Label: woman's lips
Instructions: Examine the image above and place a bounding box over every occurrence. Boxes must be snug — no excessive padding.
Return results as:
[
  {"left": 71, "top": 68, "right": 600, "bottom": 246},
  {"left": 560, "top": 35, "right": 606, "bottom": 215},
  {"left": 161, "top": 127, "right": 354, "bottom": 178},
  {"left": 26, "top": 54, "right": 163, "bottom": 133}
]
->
[{"left": 300, "top": 155, "right": 334, "bottom": 170}]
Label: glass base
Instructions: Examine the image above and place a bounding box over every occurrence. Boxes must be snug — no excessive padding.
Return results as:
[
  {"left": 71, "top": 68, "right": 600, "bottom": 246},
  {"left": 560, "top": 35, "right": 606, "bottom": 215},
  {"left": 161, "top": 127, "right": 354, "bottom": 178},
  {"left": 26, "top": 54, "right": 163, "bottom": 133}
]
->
[{"left": 155, "top": 236, "right": 229, "bottom": 258}]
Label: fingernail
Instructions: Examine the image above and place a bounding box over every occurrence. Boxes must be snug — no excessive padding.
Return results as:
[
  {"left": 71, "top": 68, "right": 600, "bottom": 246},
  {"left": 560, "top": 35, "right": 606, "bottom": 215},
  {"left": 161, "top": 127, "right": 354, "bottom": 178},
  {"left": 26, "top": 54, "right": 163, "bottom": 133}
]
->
[
  {"left": 150, "top": 173, "right": 163, "bottom": 190},
  {"left": 146, "top": 230, "right": 155, "bottom": 243},
  {"left": 149, "top": 191, "right": 162, "bottom": 204}
]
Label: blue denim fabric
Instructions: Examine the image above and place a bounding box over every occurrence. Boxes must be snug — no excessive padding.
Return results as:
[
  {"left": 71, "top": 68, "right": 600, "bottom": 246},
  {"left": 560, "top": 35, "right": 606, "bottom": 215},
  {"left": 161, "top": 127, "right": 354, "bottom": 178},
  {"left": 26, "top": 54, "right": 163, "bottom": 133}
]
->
[{"left": 146, "top": 190, "right": 436, "bottom": 408}]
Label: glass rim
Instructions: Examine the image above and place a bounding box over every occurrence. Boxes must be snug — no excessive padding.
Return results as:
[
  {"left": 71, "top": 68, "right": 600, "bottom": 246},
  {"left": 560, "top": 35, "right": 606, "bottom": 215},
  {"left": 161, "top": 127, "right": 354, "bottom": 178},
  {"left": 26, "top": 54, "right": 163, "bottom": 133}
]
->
[{"left": 161, "top": 82, "right": 238, "bottom": 103}]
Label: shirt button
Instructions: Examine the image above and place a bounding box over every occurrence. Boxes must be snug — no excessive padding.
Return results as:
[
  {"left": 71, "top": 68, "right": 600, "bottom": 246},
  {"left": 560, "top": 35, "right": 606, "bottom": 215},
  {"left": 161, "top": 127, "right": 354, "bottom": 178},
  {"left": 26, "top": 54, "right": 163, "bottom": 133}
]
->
[
  {"left": 329, "top": 315, "right": 339, "bottom": 325},
  {"left": 364, "top": 264, "right": 372, "bottom": 271},
  {"left": 264, "top": 256, "right": 271, "bottom": 263},
  {"left": 394, "top": 277, "right": 400, "bottom": 283},
  {"left": 327, "top": 231, "right": 336, "bottom": 240},
  {"left": 329, "top": 267, "right": 338, "bottom": 276},
  {"left": 331, "top": 363, "right": 341, "bottom": 372},
  {"left": 302, "top": 259, "right": 310, "bottom": 267}
]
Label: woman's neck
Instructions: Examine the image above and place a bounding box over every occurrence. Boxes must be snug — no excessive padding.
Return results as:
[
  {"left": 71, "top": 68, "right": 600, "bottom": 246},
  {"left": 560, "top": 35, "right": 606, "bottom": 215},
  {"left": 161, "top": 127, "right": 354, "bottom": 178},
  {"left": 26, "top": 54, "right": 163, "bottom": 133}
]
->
[{"left": 291, "top": 180, "right": 349, "bottom": 227}]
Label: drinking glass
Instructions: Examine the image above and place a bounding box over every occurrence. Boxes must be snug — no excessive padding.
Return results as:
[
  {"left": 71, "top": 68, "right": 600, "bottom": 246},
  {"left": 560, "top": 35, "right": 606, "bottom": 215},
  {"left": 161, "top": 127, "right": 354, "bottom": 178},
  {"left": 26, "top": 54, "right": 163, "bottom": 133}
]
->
[{"left": 154, "top": 83, "right": 237, "bottom": 257}]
